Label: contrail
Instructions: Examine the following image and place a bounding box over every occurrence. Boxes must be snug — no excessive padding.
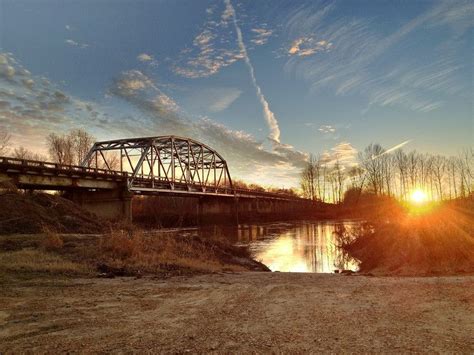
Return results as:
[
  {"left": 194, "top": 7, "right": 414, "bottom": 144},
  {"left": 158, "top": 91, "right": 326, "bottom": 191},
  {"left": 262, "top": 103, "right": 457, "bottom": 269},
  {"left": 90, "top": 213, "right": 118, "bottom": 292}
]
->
[
  {"left": 384, "top": 140, "right": 411, "bottom": 154},
  {"left": 372, "top": 140, "right": 411, "bottom": 160},
  {"left": 224, "top": 0, "right": 281, "bottom": 143}
]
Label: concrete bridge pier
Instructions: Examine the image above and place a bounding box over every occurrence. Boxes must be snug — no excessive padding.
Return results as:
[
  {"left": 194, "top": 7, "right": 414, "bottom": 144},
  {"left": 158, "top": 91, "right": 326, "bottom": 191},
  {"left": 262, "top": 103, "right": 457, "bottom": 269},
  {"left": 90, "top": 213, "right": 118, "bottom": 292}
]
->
[{"left": 68, "top": 189, "right": 133, "bottom": 222}]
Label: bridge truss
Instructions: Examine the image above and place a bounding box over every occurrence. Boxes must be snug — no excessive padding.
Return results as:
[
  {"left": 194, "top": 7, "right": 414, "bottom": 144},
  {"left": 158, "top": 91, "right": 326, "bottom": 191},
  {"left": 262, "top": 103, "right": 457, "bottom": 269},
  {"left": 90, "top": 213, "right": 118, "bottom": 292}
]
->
[{"left": 81, "top": 136, "right": 234, "bottom": 195}]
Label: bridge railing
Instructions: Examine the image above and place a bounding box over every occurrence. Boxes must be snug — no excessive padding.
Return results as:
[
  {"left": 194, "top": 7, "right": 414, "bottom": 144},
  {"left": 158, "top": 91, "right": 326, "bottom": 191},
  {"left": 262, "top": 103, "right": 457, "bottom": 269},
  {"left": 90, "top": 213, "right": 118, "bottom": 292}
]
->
[
  {"left": 0, "top": 156, "right": 129, "bottom": 178},
  {"left": 129, "top": 176, "right": 304, "bottom": 200}
]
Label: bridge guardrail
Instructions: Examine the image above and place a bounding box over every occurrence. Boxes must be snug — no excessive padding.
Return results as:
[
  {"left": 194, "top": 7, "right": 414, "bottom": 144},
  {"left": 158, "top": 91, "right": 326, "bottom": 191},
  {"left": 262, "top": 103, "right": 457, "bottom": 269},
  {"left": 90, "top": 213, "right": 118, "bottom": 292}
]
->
[
  {"left": 129, "top": 176, "right": 304, "bottom": 200},
  {"left": 0, "top": 156, "right": 129, "bottom": 178}
]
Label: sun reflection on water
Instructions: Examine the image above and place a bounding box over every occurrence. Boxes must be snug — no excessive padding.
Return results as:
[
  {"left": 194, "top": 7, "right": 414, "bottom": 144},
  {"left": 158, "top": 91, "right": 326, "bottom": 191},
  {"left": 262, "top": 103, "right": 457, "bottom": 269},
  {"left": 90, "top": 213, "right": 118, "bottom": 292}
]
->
[{"left": 236, "top": 221, "right": 360, "bottom": 273}]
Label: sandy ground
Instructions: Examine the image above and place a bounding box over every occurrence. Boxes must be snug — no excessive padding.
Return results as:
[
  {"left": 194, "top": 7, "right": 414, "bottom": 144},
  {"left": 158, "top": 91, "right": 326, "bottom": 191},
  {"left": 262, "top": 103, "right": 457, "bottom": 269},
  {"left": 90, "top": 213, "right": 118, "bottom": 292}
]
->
[{"left": 1, "top": 272, "right": 473, "bottom": 353}]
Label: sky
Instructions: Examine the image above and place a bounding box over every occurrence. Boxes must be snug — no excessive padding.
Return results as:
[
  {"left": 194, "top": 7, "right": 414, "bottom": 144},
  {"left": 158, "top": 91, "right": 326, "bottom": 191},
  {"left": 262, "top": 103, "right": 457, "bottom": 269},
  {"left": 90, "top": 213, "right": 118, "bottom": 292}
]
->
[{"left": 0, "top": 0, "right": 472, "bottom": 187}]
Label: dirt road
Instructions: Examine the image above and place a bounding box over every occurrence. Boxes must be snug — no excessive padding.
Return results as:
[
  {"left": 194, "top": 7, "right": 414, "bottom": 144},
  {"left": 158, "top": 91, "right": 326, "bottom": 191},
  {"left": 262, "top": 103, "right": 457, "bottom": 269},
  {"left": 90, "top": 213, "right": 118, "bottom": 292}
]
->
[{"left": 1, "top": 272, "right": 473, "bottom": 353}]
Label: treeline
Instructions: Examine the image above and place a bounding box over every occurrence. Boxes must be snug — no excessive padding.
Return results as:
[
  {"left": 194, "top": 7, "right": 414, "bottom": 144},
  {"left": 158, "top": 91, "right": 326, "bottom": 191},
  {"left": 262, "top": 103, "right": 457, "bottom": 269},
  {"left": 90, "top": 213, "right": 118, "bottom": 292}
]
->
[
  {"left": 0, "top": 128, "right": 119, "bottom": 169},
  {"left": 301, "top": 143, "right": 473, "bottom": 203},
  {"left": 232, "top": 179, "right": 299, "bottom": 197}
]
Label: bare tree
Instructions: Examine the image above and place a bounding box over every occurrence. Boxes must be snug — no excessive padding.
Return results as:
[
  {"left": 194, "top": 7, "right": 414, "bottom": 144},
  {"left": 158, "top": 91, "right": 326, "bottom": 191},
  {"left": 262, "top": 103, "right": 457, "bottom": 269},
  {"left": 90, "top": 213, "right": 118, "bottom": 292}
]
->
[
  {"left": 431, "top": 155, "right": 446, "bottom": 200},
  {"left": 97, "top": 151, "right": 120, "bottom": 170},
  {"left": 313, "top": 155, "right": 326, "bottom": 201},
  {"left": 380, "top": 153, "right": 393, "bottom": 196},
  {"left": 302, "top": 143, "right": 472, "bottom": 203},
  {"left": 13, "top": 146, "right": 47, "bottom": 161},
  {"left": 300, "top": 155, "right": 317, "bottom": 200},
  {"left": 334, "top": 160, "right": 345, "bottom": 203},
  {"left": 394, "top": 150, "right": 408, "bottom": 199},
  {"left": 47, "top": 133, "right": 74, "bottom": 165},
  {"left": 0, "top": 130, "right": 11, "bottom": 155},
  {"left": 406, "top": 151, "right": 419, "bottom": 193},
  {"left": 358, "top": 144, "right": 385, "bottom": 195},
  {"left": 70, "top": 128, "right": 95, "bottom": 165},
  {"left": 458, "top": 148, "right": 473, "bottom": 197},
  {"left": 46, "top": 129, "right": 96, "bottom": 166}
]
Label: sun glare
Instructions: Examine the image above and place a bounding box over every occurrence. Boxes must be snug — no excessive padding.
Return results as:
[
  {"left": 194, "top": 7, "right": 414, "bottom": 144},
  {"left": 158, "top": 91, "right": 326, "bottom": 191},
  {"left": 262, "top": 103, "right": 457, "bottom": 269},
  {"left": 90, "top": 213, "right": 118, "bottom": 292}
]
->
[{"left": 410, "top": 189, "right": 427, "bottom": 204}]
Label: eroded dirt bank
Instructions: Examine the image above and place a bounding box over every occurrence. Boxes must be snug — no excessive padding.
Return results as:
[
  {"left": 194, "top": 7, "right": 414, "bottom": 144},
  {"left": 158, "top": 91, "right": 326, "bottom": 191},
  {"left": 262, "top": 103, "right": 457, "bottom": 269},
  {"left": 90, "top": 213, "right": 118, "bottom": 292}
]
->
[{"left": 1, "top": 272, "right": 473, "bottom": 353}]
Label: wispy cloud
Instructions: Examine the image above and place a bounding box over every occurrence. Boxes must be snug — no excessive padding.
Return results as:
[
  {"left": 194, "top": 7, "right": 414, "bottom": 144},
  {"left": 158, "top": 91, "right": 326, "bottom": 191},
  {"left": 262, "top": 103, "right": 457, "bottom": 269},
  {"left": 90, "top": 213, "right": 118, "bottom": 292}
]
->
[
  {"left": 137, "top": 53, "right": 152, "bottom": 62},
  {"left": 426, "top": 0, "right": 474, "bottom": 36},
  {"left": 136, "top": 53, "right": 158, "bottom": 67},
  {"left": 208, "top": 88, "right": 241, "bottom": 112},
  {"left": 250, "top": 28, "right": 273, "bottom": 46},
  {"left": 183, "top": 87, "right": 242, "bottom": 113},
  {"left": 111, "top": 70, "right": 154, "bottom": 94},
  {"left": 65, "top": 39, "right": 88, "bottom": 48},
  {"left": 173, "top": 3, "right": 244, "bottom": 79},
  {"left": 321, "top": 142, "right": 358, "bottom": 166},
  {"left": 283, "top": 1, "right": 472, "bottom": 113},
  {"left": 318, "top": 125, "right": 336, "bottom": 134},
  {"left": 285, "top": 2, "right": 335, "bottom": 39},
  {"left": 0, "top": 53, "right": 106, "bottom": 151},
  {"left": 288, "top": 37, "right": 332, "bottom": 57}
]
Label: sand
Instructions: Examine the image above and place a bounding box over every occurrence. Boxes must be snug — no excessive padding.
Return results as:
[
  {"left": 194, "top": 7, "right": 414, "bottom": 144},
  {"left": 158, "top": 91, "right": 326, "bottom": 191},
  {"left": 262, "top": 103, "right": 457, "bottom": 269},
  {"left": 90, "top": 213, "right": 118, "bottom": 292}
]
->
[{"left": 1, "top": 272, "right": 473, "bottom": 353}]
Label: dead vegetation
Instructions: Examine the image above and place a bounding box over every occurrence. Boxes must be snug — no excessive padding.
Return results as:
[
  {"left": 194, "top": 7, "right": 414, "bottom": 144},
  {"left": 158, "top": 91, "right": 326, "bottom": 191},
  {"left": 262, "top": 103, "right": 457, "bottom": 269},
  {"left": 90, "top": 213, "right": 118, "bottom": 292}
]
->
[
  {"left": 40, "top": 228, "right": 64, "bottom": 251},
  {"left": 95, "top": 229, "right": 268, "bottom": 276},
  {"left": 0, "top": 191, "right": 104, "bottom": 234},
  {"left": 341, "top": 199, "right": 474, "bottom": 275},
  {"left": 0, "top": 227, "right": 268, "bottom": 281},
  {"left": 0, "top": 249, "right": 90, "bottom": 277}
]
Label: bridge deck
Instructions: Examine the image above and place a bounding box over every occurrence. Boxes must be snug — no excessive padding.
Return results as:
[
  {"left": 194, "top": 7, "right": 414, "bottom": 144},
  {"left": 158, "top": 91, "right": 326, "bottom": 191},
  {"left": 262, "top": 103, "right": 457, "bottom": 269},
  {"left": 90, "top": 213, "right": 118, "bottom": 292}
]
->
[{"left": 0, "top": 157, "right": 305, "bottom": 201}]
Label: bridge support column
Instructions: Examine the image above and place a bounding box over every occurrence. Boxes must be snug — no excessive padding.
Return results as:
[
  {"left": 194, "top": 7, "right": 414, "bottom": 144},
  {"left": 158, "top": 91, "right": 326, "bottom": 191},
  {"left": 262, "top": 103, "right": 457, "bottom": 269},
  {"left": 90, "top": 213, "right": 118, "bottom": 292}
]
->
[{"left": 68, "top": 189, "right": 133, "bottom": 222}]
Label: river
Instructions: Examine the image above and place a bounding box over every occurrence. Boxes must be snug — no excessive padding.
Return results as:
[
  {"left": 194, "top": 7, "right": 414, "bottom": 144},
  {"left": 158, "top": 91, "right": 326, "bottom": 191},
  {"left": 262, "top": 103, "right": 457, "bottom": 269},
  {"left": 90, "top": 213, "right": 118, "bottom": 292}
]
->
[{"left": 199, "top": 220, "right": 360, "bottom": 273}]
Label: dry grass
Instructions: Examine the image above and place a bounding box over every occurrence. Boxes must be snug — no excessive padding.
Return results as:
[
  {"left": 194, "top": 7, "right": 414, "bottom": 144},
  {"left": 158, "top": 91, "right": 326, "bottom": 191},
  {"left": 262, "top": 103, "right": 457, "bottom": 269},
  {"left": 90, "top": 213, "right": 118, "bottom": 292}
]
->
[
  {"left": 342, "top": 199, "right": 474, "bottom": 275},
  {"left": 0, "top": 227, "right": 267, "bottom": 280},
  {"left": 97, "top": 229, "right": 265, "bottom": 276},
  {"left": 40, "top": 229, "right": 64, "bottom": 251},
  {"left": 0, "top": 249, "right": 90, "bottom": 276}
]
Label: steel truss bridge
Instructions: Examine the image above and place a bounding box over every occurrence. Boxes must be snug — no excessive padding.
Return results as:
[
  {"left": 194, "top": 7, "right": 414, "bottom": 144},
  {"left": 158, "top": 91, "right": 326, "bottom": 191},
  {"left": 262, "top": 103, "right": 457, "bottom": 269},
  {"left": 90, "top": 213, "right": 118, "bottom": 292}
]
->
[
  {"left": 0, "top": 136, "right": 302, "bottom": 201},
  {"left": 82, "top": 136, "right": 233, "bottom": 196}
]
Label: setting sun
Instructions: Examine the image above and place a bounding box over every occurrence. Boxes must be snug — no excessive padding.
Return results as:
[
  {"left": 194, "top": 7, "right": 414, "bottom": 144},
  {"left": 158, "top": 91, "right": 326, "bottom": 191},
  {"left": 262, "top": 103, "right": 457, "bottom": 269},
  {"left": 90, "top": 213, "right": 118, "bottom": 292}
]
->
[{"left": 410, "top": 189, "right": 428, "bottom": 204}]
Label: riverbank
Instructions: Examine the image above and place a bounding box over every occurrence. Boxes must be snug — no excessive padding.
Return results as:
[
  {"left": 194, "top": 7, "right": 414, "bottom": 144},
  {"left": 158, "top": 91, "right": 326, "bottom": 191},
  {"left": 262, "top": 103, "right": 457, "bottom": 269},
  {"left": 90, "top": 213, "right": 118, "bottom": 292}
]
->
[
  {"left": 341, "top": 199, "right": 474, "bottom": 276},
  {"left": 1, "top": 272, "right": 472, "bottom": 353},
  {"left": 0, "top": 232, "right": 268, "bottom": 281}
]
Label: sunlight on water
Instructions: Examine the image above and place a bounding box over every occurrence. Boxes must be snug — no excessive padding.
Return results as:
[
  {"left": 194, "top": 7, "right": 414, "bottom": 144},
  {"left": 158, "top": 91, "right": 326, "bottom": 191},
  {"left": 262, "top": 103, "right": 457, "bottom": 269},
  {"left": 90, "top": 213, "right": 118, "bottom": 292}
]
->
[
  {"left": 238, "top": 221, "right": 360, "bottom": 273},
  {"left": 201, "top": 221, "right": 360, "bottom": 273}
]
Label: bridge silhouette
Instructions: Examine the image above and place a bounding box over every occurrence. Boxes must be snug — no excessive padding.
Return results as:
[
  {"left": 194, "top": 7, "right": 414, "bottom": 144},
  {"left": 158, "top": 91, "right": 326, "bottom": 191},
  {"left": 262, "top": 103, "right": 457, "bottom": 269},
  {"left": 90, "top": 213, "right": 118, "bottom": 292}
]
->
[{"left": 0, "top": 136, "right": 311, "bottom": 222}]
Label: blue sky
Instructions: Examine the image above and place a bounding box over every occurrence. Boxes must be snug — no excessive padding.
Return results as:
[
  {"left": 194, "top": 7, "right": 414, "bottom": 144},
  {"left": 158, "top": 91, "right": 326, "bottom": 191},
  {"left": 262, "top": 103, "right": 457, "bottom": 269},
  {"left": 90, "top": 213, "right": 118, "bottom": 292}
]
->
[{"left": 0, "top": 0, "right": 472, "bottom": 186}]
